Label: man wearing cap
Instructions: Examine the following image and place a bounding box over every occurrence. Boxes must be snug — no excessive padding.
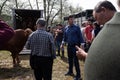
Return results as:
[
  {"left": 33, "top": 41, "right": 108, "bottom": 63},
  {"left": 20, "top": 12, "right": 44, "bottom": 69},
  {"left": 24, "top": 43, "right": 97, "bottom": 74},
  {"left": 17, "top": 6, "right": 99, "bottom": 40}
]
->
[{"left": 25, "top": 18, "right": 56, "bottom": 80}]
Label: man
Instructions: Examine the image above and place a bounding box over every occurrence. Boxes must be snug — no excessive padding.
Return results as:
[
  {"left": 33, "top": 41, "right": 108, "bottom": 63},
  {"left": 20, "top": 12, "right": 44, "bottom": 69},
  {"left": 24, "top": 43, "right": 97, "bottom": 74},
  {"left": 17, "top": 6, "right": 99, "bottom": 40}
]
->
[
  {"left": 76, "top": 1, "right": 120, "bottom": 80},
  {"left": 84, "top": 18, "right": 94, "bottom": 52},
  {"left": 61, "top": 16, "right": 84, "bottom": 80},
  {"left": 25, "top": 18, "right": 56, "bottom": 80},
  {"left": 55, "top": 24, "right": 64, "bottom": 57},
  {"left": 92, "top": 1, "right": 116, "bottom": 25},
  {"left": 76, "top": 0, "right": 116, "bottom": 60}
]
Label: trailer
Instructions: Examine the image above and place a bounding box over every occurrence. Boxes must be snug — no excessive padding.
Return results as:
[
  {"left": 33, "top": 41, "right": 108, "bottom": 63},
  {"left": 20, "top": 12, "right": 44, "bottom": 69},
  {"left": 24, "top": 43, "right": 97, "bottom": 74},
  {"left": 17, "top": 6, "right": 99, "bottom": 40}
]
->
[
  {"left": 12, "top": 9, "right": 43, "bottom": 31},
  {"left": 12, "top": 9, "right": 43, "bottom": 54},
  {"left": 63, "top": 9, "right": 93, "bottom": 26}
]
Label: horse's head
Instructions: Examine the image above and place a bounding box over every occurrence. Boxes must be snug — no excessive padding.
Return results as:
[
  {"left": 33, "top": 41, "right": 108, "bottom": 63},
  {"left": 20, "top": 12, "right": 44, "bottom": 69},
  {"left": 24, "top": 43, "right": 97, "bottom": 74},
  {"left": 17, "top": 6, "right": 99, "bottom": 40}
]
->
[
  {"left": 24, "top": 28, "right": 33, "bottom": 37},
  {"left": 7, "top": 28, "right": 32, "bottom": 46}
]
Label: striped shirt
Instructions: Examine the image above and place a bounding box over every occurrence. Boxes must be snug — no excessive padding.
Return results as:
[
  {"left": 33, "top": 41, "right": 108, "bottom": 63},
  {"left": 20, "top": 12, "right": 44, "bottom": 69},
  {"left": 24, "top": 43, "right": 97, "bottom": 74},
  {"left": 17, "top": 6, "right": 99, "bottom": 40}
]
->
[{"left": 25, "top": 29, "right": 56, "bottom": 58}]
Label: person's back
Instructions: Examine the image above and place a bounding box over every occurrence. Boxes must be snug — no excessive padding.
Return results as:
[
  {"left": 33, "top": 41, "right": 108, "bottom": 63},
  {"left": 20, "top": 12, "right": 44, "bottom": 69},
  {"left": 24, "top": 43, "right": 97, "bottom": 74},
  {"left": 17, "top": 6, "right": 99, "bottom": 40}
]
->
[
  {"left": 29, "top": 30, "right": 53, "bottom": 56},
  {"left": 25, "top": 18, "right": 55, "bottom": 80}
]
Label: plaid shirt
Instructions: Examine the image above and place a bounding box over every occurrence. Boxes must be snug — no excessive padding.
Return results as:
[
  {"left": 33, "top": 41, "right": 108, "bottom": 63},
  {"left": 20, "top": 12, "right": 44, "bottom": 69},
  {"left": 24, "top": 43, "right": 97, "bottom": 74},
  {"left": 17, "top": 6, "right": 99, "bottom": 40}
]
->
[{"left": 25, "top": 29, "right": 56, "bottom": 58}]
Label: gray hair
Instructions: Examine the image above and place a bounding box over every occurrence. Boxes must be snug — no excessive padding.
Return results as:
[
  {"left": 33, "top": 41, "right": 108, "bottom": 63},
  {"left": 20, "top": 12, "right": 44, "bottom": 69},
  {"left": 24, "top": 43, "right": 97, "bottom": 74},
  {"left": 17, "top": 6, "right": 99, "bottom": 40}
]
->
[{"left": 36, "top": 18, "right": 46, "bottom": 27}]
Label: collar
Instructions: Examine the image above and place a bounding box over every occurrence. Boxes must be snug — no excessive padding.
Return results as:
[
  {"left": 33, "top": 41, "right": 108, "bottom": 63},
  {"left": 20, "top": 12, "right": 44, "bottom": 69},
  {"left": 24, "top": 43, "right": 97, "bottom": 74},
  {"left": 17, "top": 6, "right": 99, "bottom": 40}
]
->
[
  {"left": 68, "top": 24, "right": 75, "bottom": 27},
  {"left": 37, "top": 27, "right": 45, "bottom": 31}
]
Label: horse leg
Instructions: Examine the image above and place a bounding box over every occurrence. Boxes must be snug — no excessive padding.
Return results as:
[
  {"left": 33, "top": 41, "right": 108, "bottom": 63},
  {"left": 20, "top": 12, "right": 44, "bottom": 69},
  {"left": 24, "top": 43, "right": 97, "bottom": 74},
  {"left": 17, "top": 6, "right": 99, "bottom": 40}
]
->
[
  {"left": 16, "top": 54, "right": 20, "bottom": 64},
  {"left": 11, "top": 53, "right": 21, "bottom": 67},
  {"left": 11, "top": 54, "right": 17, "bottom": 67}
]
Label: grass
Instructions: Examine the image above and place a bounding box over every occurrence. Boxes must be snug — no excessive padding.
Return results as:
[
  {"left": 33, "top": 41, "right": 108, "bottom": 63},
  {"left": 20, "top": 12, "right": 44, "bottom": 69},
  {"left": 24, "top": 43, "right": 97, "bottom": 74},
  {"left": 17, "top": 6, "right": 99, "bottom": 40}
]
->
[{"left": 0, "top": 49, "right": 85, "bottom": 80}]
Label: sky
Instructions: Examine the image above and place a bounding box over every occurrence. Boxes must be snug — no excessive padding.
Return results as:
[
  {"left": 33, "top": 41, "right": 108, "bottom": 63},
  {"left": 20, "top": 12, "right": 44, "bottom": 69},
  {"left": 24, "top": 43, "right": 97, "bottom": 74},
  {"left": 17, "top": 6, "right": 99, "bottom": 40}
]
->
[
  {"left": 21, "top": 0, "right": 119, "bottom": 11},
  {"left": 67, "top": 0, "right": 119, "bottom": 11}
]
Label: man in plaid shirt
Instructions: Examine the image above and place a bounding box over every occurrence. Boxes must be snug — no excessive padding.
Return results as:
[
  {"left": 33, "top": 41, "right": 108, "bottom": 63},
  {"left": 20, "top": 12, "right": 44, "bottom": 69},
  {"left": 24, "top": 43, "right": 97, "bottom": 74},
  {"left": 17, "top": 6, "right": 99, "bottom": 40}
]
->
[{"left": 25, "top": 18, "right": 56, "bottom": 80}]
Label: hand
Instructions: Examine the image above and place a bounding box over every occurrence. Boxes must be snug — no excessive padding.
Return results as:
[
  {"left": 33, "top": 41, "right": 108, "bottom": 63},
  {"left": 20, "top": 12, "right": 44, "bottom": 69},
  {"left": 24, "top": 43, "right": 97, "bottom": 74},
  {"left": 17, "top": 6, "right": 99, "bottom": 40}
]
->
[
  {"left": 60, "top": 44, "right": 64, "bottom": 49},
  {"left": 76, "top": 45, "right": 87, "bottom": 61},
  {"left": 86, "top": 40, "right": 91, "bottom": 44}
]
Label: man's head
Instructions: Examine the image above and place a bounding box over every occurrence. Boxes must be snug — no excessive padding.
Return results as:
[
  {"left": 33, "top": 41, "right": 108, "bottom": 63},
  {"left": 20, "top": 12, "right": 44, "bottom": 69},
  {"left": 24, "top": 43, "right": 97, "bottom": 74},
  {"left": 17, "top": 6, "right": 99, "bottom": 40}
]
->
[
  {"left": 68, "top": 16, "right": 74, "bottom": 25},
  {"left": 36, "top": 18, "right": 46, "bottom": 28},
  {"left": 82, "top": 21, "right": 88, "bottom": 27},
  {"left": 87, "top": 18, "right": 94, "bottom": 25},
  {"left": 93, "top": 1, "right": 116, "bottom": 25},
  {"left": 56, "top": 24, "right": 63, "bottom": 29}
]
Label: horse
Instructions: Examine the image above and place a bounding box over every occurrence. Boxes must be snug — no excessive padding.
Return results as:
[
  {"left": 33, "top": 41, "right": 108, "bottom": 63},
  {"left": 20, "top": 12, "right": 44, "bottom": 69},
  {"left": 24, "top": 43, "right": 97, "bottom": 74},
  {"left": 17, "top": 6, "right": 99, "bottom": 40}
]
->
[{"left": 0, "top": 28, "right": 32, "bottom": 67}]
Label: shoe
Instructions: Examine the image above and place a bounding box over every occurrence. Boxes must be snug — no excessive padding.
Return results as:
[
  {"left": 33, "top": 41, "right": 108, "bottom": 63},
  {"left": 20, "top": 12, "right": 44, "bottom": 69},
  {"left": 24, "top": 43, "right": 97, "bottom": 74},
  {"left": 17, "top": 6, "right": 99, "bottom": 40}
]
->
[
  {"left": 74, "top": 77, "right": 82, "bottom": 80},
  {"left": 65, "top": 72, "right": 74, "bottom": 76}
]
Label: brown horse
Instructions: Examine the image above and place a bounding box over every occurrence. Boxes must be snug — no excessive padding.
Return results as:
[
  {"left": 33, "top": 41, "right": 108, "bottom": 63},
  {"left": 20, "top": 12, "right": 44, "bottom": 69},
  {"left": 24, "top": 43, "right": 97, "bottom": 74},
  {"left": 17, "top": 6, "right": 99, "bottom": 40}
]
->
[{"left": 1, "top": 28, "right": 32, "bottom": 67}]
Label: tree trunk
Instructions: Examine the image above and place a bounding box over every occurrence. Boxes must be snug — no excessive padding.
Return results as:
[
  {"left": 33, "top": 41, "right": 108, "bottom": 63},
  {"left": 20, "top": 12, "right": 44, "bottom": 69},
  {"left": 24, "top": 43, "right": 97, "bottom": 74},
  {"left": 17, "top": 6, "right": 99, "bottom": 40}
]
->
[
  {"left": 36, "top": 0, "right": 39, "bottom": 9},
  {"left": 60, "top": 0, "right": 62, "bottom": 23},
  {"left": 28, "top": 0, "right": 33, "bottom": 9},
  {"left": 15, "top": 0, "right": 18, "bottom": 9},
  {"left": 43, "top": 0, "right": 46, "bottom": 20},
  {"left": 50, "top": 9, "right": 61, "bottom": 25}
]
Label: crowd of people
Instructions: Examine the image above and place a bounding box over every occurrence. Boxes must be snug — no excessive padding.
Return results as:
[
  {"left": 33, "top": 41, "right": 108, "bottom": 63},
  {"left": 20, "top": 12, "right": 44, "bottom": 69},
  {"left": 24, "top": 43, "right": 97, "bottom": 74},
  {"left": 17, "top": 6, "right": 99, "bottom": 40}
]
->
[{"left": 1, "top": 0, "right": 120, "bottom": 80}]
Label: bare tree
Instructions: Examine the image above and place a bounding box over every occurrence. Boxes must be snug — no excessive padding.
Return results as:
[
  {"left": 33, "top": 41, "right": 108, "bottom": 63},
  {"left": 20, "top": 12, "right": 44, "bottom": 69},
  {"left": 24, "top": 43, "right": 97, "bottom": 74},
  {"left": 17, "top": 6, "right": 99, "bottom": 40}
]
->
[
  {"left": 0, "top": 0, "right": 82, "bottom": 28},
  {"left": 15, "top": 0, "right": 18, "bottom": 9},
  {"left": 43, "top": 0, "right": 67, "bottom": 28},
  {"left": 28, "top": 0, "right": 33, "bottom": 9},
  {"left": 36, "top": 0, "right": 39, "bottom": 9},
  {"left": 60, "top": 0, "right": 62, "bottom": 23},
  {"left": 43, "top": 0, "right": 46, "bottom": 20},
  {"left": 62, "top": 2, "right": 83, "bottom": 16},
  {"left": 46, "top": 0, "right": 55, "bottom": 28},
  {"left": 0, "top": 0, "right": 9, "bottom": 16},
  {"left": 50, "top": 9, "right": 61, "bottom": 25}
]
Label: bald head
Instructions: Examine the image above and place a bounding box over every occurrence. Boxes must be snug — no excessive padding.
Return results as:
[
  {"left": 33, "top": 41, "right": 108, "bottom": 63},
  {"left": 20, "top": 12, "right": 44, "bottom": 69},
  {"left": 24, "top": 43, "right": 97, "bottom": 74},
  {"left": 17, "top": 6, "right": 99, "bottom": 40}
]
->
[
  {"left": 93, "top": 1, "right": 116, "bottom": 25},
  {"left": 94, "top": 1, "right": 116, "bottom": 12}
]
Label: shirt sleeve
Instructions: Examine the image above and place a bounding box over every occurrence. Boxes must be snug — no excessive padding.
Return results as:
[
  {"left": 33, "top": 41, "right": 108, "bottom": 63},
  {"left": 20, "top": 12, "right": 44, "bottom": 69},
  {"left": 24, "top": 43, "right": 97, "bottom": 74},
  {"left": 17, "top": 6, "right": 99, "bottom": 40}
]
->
[
  {"left": 25, "top": 33, "right": 33, "bottom": 49},
  {"left": 62, "top": 27, "right": 67, "bottom": 44},
  {"left": 25, "top": 37, "right": 31, "bottom": 49},
  {"left": 49, "top": 33, "right": 56, "bottom": 59},
  {"left": 77, "top": 26, "right": 84, "bottom": 44}
]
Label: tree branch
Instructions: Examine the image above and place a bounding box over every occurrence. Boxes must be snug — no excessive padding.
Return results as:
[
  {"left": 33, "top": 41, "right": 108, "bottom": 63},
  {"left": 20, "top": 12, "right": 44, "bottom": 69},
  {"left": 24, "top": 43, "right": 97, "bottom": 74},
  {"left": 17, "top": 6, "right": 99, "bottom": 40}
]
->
[
  {"left": 28, "top": 0, "right": 33, "bottom": 9},
  {"left": 0, "top": 0, "right": 8, "bottom": 15},
  {"left": 50, "top": 8, "right": 61, "bottom": 24}
]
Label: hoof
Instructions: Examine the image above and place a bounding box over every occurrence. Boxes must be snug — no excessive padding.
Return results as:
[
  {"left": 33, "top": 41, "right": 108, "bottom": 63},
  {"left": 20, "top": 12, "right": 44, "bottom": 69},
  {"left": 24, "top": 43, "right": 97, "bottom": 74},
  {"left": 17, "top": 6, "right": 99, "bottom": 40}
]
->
[
  {"left": 17, "top": 60, "right": 21, "bottom": 64},
  {"left": 13, "top": 64, "right": 20, "bottom": 67}
]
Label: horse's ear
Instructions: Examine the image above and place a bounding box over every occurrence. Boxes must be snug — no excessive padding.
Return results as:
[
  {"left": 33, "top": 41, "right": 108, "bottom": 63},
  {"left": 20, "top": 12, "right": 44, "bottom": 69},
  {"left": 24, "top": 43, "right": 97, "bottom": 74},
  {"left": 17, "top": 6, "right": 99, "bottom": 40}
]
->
[{"left": 24, "top": 28, "right": 33, "bottom": 36}]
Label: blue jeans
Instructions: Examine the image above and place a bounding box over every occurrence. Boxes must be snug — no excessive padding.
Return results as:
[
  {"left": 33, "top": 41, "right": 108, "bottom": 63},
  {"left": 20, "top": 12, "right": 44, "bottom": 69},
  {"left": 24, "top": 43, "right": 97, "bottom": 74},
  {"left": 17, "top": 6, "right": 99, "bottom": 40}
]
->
[
  {"left": 67, "top": 44, "right": 81, "bottom": 77},
  {"left": 56, "top": 41, "right": 64, "bottom": 56}
]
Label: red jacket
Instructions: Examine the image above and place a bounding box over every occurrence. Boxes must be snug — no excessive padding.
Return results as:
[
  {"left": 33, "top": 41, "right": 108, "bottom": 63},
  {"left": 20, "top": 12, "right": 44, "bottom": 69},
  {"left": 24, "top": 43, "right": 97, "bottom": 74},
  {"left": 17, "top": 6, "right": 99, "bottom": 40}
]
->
[{"left": 0, "top": 19, "right": 14, "bottom": 45}]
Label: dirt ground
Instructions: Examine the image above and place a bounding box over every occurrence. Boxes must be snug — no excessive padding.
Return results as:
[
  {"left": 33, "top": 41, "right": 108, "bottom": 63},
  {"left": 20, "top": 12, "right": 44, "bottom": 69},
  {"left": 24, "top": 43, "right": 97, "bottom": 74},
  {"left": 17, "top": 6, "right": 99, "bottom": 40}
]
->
[{"left": 0, "top": 51, "right": 85, "bottom": 80}]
